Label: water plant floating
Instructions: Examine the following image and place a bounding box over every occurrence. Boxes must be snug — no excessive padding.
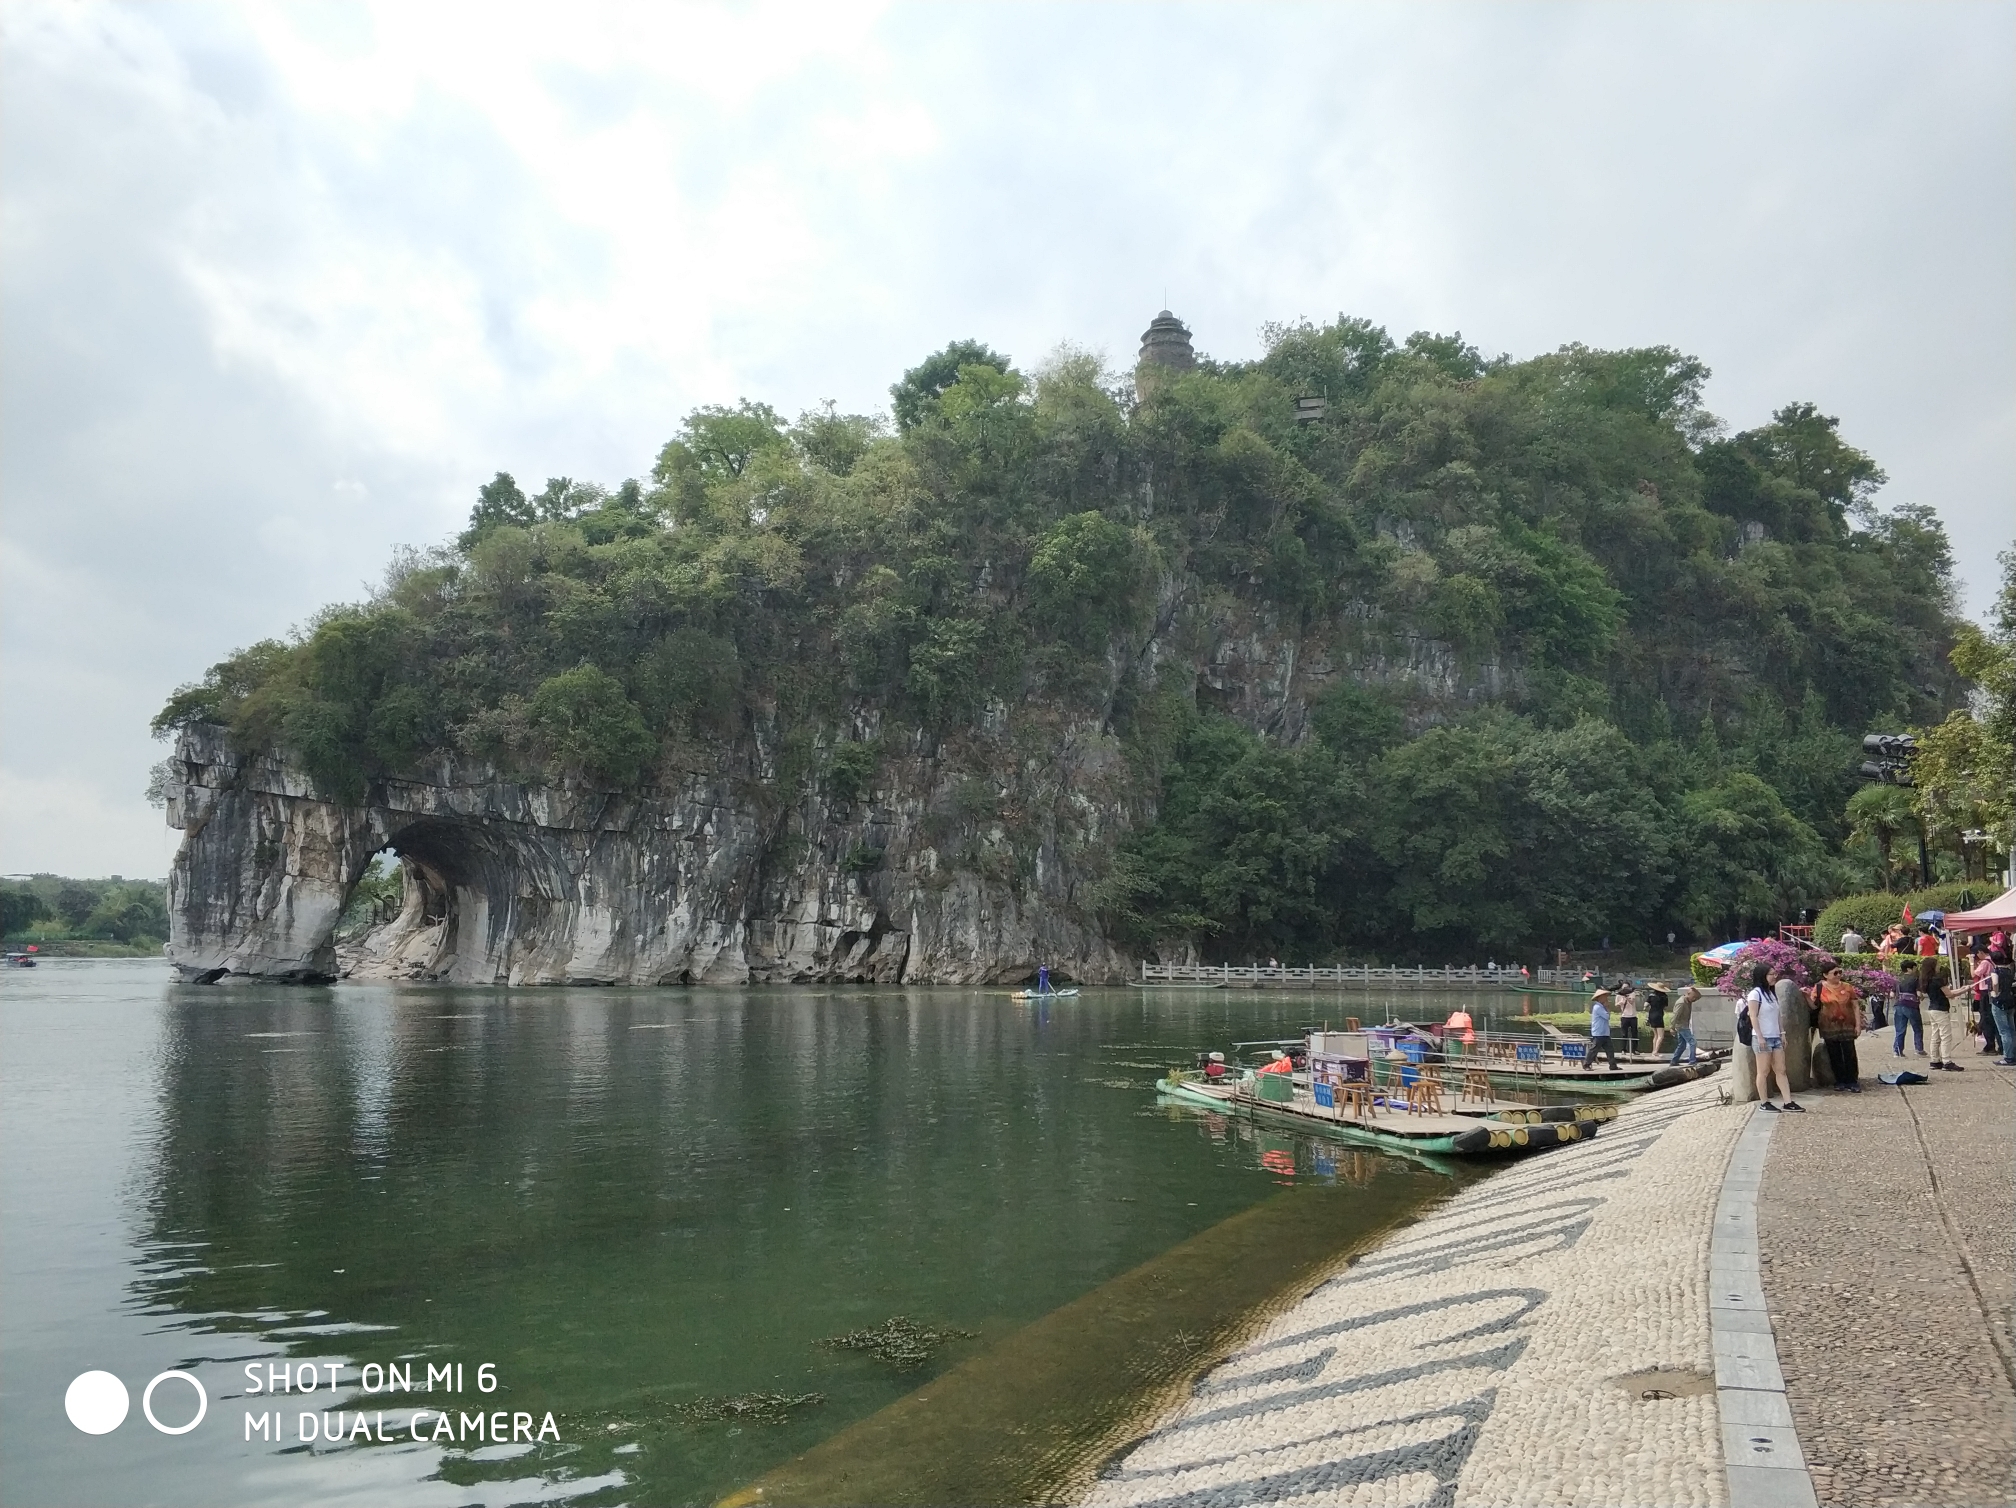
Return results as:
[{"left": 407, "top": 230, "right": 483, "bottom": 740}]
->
[
  {"left": 672, "top": 1392, "right": 825, "bottom": 1426},
  {"left": 817, "top": 1316, "right": 975, "bottom": 1370}
]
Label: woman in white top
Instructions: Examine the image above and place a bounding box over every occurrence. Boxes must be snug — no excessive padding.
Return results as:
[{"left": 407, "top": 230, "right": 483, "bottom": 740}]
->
[{"left": 1745, "top": 962, "right": 1802, "bottom": 1111}]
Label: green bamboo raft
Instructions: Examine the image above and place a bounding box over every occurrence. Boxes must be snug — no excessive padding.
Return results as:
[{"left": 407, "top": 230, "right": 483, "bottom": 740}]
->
[{"left": 1156, "top": 1073, "right": 1601, "bottom": 1158}]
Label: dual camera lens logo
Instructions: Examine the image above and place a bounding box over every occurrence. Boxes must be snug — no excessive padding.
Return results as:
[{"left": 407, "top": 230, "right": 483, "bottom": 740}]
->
[{"left": 65, "top": 1370, "right": 208, "bottom": 1436}]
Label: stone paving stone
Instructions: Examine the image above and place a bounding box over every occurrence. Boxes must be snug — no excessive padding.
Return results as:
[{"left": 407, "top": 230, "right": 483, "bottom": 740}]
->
[
  {"left": 1725, "top": 1463, "right": 1821, "bottom": 1508},
  {"left": 1757, "top": 1051, "right": 2016, "bottom": 1508},
  {"left": 1080, "top": 1083, "right": 1744, "bottom": 1508},
  {"left": 1721, "top": 1420, "right": 1807, "bottom": 1469},
  {"left": 1720, "top": 1389, "right": 1797, "bottom": 1430}
]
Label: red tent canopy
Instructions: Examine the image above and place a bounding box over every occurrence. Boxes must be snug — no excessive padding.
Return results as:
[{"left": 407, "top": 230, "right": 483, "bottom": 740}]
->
[{"left": 1945, "top": 886, "right": 2016, "bottom": 934}]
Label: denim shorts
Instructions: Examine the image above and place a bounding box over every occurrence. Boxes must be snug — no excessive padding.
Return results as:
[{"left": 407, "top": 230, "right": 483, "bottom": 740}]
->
[{"left": 1762, "top": 1035, "right": 1784, "bottom": 1051}]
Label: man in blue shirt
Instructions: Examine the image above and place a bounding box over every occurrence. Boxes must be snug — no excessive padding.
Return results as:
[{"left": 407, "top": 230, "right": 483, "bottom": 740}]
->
[{"left": 1584, "top": 989, "right": 1619, "bottom": 1070}]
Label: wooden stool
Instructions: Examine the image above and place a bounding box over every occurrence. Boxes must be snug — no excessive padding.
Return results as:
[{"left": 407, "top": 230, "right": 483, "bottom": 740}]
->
[
  {"left": 1404, "top": 1078, "right": 1442, "bottom": 1115},
  {"left": 1344, "top": 1017, "right": 1361, "bottom": 1030},
  {"left": 1462, "top": 1068, "right": 1493, "bottom": 1103},
  {"left": 1339, "top": 1082, "right": 1376, "bottom": 1118}
]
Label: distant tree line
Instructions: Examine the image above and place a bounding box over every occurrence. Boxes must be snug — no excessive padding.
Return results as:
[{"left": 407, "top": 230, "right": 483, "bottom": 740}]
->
[
  {"left": 152, "top": 315, "right": 1997, "bottom": 961},
  {"left": 1, "top": 875, "right": 169, "bottom": 948}
]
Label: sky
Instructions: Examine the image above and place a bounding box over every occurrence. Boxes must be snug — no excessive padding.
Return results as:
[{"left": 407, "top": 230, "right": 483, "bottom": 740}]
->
[{"left": 3, "top": 0, "right": 2012, "bottom": 879}]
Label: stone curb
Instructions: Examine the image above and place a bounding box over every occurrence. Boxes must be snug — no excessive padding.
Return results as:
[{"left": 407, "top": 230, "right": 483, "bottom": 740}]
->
[{"left": 1713, "top": 1107, "right": 1817, "bottom": 1508}]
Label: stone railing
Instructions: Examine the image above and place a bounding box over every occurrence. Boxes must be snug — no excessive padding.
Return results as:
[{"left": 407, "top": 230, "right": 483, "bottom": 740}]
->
[{"left": 1139, "top": 963, "right": 1586, "bottom": 990}]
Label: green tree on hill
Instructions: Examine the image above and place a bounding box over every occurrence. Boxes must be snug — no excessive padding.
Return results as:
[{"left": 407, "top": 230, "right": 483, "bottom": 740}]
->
[{"left": 152, "top": 313, "right": 1975, "bottom": 960}]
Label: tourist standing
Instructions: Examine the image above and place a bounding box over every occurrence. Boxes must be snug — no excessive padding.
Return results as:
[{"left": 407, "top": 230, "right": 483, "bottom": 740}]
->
[
  {"left": 1666, "top": 983, "right": 1699, "bottom": 1065},
  {"left": 1968, "top": 948, "right": 1999, "bottom": 1057},
  {"left": 1921, "top": 957, "right": 1964, "bottom": 1071},
  {"left": 1747, "top": 964, "right": 1800, "bottom": 1111},
  {"left": 1616, "top": 984, "right": 1641, "bottom": 1055},
  {"left": 1815, "top": 965, "right": 1863, "bottom": 1092},
  {"left": 1892, "top": 973, "right": 1925, "bottom": 1057},
  {"left": 1645, "top": 980, "right": 1670, "bottom": 1057},
  {"left": 1840, "top": 925, "right": 1867, "bottom": 957},
  {"left": 1990, "top": 946, "right": 2015, "bottom": 1068},
  {"left": 1584, "top": 990, "right": 1619, "bottom": 1071}
]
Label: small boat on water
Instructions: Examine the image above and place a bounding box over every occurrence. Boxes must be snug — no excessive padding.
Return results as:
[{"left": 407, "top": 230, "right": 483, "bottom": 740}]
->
[
  {"left": 3, "top": 947, "right": 39, "bottom": 968},
  {"left": 1157, "top": 1029, "right": 1615, "bottom": 1158},
  {"left": 1010, "top": 987, "right": 1080, "bottom": 1002},
  {"left": 1157, "top": 1070, "right": 1598, "bottom": 1156}
]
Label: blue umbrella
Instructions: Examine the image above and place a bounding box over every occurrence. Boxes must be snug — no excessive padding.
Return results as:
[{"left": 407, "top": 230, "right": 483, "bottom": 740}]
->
[{"left": 1696, "top": 940, "right": 1753, "bottom": 965}]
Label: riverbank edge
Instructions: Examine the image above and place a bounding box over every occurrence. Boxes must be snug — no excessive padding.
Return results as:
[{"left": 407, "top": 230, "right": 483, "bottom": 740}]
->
[
  {"left": 716, "top": 1174, "right": 1467, "bottom": 1507},
  {"left": 1080, "top": 1079, "right": 1746, "bottom": 1507}
]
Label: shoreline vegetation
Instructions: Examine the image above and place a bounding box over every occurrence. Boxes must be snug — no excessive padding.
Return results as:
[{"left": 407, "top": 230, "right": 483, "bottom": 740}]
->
[
  {"left": 132, "top": 315, "right": 2016, "bottom": 966},
  {"left": 0, "top": 874, "right": 167, "bottom": 956}
]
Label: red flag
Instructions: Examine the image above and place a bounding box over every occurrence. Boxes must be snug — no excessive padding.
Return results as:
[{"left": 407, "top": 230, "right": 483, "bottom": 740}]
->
[{"left": 1902, "top": 904, "right": 1914, "bottom": 926}]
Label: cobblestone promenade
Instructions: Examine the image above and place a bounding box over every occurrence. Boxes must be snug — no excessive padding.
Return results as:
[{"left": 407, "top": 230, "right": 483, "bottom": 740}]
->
[
  {"left": 1759, "top": 1051, "right": 2015, "bottom": 1508},
  {"left": 1081, "top": 1055, "right": 2016, "bottom": 1508},
  {"left": 1083, "top": 1082, "right": 1746, "bottom": 1508}
]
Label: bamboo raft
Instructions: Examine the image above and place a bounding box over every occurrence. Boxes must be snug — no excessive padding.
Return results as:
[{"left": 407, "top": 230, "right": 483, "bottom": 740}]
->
[{"left": 1158, "top": 1072, "right": 1599, "bottom": 1156}]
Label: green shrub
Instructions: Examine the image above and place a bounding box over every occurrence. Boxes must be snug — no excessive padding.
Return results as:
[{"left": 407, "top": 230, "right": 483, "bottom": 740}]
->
[
  {"left": 1814, "top": 882, "right": 1995, "bottom": 951},
  {"left": 826, "top": 741, "right": 881, "bottom": 806},
  {"left": 1027, "top": 511, "right": 1144, "bottom": 650},
  {"left": 634, "top": 629, "right": 741, "bottom": 735},
  {"left": 840, "top": 843, "right": 885, "bottom": 874},
  {"left": 528, "top": 666, "right": 656, "bottom": 787}
]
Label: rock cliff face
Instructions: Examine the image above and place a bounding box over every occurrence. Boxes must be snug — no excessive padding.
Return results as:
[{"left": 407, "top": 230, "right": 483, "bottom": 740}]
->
[{"left": 163, "top": 722, "right": 1133, "bottom": 986}]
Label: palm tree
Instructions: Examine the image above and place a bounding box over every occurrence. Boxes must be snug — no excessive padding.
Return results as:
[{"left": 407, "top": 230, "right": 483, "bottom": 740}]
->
[{"left": 1845, "top": 783, "right": 1920, "bottom": 891}]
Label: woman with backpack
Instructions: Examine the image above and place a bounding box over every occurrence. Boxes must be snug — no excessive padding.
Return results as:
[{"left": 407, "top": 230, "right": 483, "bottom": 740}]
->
[{"left": 1746, "top": 963, "right": 1801, "bottom": 1112}]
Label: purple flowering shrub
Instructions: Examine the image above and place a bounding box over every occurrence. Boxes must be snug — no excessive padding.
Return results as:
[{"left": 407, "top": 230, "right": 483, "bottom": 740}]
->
[
  {"left": 1714, "top": 937, "right": 1900, "bottom": 998},
  {"left": 1844, "top": 966, "right": 1902, "bottom": 997},
  {"left": 1714, "top": 938, "right": 1831, "bottom": 996}
]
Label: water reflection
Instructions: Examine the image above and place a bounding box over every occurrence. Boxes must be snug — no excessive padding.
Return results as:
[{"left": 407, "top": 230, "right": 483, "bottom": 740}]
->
[{"left": 86, "top": 982, "right": 1485, "bottom": 1505}]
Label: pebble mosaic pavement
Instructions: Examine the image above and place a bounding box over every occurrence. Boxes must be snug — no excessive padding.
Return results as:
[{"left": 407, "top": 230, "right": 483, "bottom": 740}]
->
[
  {"left": 1758, "top": 1052, "right": 2016, "bottom": 1507},
  {"left": 1083, "top": 1081, "right": 1747, "bottom": 1508}
]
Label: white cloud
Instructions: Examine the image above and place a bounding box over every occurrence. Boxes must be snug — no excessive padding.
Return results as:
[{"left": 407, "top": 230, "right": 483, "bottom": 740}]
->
[{"left": 2, "top": 0, "right": 2010, "bottom": 876}]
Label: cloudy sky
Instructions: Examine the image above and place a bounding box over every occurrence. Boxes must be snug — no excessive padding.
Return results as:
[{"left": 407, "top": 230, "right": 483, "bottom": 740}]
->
[{"left": 3, "top": 1, "right": 2011, "bottom": 879}]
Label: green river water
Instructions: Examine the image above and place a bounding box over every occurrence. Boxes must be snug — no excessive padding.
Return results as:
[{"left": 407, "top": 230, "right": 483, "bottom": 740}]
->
[{"left": 0, "top": 961, "right": 1554, "bottom": 1507}]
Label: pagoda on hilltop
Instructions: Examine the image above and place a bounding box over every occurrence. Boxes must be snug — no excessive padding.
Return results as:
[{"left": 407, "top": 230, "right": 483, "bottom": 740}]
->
[{"left": 1137, "top": 309, "right": 1197, "bottom": 373}]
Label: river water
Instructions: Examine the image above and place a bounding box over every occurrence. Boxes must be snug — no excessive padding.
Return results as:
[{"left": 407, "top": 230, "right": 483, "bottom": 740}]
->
[{"left": 1, "top": 961, "right": 1557, "bottom": 1507}]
